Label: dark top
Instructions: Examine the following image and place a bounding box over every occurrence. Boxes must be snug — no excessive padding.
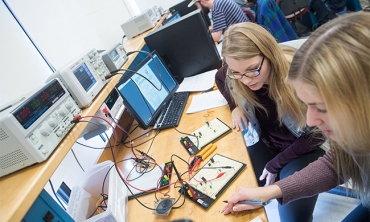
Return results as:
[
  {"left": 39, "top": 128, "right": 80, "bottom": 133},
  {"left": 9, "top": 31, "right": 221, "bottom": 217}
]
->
[{"left": 215, "top": 64, "right": 324, "bottom": 173}]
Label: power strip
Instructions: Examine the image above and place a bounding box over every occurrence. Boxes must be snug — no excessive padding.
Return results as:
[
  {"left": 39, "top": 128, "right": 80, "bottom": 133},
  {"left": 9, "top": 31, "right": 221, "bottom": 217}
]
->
[{"left": 180, "top": 118, "right": 231, "bottom": 155}]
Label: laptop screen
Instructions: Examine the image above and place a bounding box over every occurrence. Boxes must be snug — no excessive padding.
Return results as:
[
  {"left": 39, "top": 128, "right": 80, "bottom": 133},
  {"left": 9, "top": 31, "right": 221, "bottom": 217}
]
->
[{"left": 116, "top": 51, "right": 178, "bottom": 129}]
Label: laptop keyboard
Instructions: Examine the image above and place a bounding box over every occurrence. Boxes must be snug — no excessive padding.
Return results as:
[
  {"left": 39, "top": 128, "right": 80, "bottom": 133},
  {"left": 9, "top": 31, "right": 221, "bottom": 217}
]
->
[{"left": 153, "top": 92, "right": 189, "bottom": 129}]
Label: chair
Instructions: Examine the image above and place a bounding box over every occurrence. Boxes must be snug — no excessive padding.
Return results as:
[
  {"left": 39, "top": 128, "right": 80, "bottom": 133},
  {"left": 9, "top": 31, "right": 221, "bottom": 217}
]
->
[
  {"left": 277, "top": 0, "right": 312, "bottom": 35},
  {"left": 242, "top": 8, "right": 256, "bottom": 22}
]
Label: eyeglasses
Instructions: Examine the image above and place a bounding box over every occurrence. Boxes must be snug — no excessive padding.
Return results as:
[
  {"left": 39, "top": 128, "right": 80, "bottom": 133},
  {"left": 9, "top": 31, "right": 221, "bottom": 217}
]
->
[{"left": 227, "top": 57, "right": 265, "bottom": 79}]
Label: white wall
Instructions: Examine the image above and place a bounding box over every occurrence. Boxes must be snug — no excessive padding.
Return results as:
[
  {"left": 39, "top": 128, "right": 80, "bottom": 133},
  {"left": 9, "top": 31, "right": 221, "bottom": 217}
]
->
[
  {"left": 134, "top": 0, "right": 183, "bottom": 12},
  {"left": 0, "top": 3, "right": 53, "bottom": 107},
  {"left": 6, "top": 0, "right": 132, "bottom": 70}
]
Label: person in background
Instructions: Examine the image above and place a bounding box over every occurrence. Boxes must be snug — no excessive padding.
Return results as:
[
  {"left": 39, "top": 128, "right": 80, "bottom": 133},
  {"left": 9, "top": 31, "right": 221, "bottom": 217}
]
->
[
  {"left": 233, "top": 0, "right": 249, "bottom": 8},
  {"left": 216, "top": 22, "right": 326, "bottom": 221},
  {"left": 222, "top": 12, "right": 370, "bottom": 222},
  {"left": 253, "top": 0, "right": 298, "bottom": 42},
  {"left": 188, "top": 0, "right": 249, "bottom": 42}
]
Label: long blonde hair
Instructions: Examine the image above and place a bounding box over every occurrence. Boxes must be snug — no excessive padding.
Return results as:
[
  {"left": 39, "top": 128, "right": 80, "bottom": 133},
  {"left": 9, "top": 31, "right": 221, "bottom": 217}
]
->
[
  {"left": 287, "top": 12, "right": 370, "bottom": 207},
  {"left": 221, "top": 22, "right": 307, "bottom": 129}
]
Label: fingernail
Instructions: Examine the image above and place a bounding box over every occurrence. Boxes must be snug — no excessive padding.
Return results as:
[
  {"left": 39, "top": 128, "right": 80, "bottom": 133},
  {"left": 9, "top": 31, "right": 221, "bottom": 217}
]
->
[{"left": 233, "top": 206, "right": 238, "bottom": 211}]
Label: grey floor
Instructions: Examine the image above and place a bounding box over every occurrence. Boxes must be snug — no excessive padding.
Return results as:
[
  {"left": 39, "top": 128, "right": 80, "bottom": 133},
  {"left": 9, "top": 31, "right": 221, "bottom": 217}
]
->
[{"left": 264, "top": 192, "right": 361, "bottom": 221}]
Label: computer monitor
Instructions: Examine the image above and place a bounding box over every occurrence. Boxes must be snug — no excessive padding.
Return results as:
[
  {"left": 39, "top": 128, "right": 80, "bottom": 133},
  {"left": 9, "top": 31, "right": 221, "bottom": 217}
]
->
[
  {"left": 144, "top": 9, "right": 222, "bottom": 83},
  {"left": 169, "top": 0, "right": 211, "bottom": 26},
  {"left": 169, "top": 0, "right": 197, "bottom": 16},
  {"left": 162, "top": 11, "right": 181, "bottom": 26},
  {"left": 115, "top": 51, "right": 179, "bottom": 130}
]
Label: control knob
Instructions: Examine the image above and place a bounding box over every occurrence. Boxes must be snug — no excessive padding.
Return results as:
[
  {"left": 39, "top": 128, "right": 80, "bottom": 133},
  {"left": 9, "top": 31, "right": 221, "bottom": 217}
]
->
[
  {"left": 58, "top": 106, "right": 69, "bottom": 116},
  {"left": 40, "top": 125, "right": 53, "bottom": 136},
  {"left": 48, "top": 117, "right": 58, "bottom": 128},
  {"left": 65, "top": 102, "right": 74, "bottom": 110}
]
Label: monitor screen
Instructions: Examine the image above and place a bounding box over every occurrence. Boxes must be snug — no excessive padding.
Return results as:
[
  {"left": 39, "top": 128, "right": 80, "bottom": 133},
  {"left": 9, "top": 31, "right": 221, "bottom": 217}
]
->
[
  {"left": 116, "top": 51, "right": 178, "bottom": 129},
  {"left": 144, "top": 9, "right": 222, "bottom": 83},
  {"left": 169, "top": 0, "right": 197, "bottom": 16},
  {"left": 109, "top": 49, "right": 120, "bottom": 62},
  {"left": 162, "top": 12, "right": 181, "bottom": 26},
  {"left": 73, "top": 63, "right": 97, "bottom": 92}
]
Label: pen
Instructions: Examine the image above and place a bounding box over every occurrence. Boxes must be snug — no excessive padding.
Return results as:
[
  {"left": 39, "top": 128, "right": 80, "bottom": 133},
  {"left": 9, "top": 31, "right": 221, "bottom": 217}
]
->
[
  {"left": 241, "top": 120, "right": 248, "bottom": 135},
  {"left": 201, "top": 86, "right": 214, "bottom": 94},
  {"left": 223, "top": 200, "right": 267, "bottom": 205}
]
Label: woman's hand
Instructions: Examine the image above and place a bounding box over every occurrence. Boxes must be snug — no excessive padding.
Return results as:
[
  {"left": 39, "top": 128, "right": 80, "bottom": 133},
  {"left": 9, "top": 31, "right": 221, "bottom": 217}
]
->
[
  {"left": 231, "top": 107, "right": 248, "bottom": 131},
  {"left": 259, "top": 168, "right": 278, "bottom": 186},
  {"left": 222, "top": 185, "right": 282, "bottom": 215}
]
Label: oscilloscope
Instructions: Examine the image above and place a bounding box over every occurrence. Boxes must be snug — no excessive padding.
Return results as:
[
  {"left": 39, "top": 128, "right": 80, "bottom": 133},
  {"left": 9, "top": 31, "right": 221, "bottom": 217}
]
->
[
  {"left": 47, "top": 49, "right": 110, "bottom": 108},
  {"left": 0, "top": 79, "right": 81, "bottom": 177}
]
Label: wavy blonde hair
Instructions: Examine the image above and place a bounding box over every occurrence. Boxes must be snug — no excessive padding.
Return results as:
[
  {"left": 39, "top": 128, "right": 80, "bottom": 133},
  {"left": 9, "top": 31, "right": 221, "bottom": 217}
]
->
[
  {"left": 221, "top": 22, "right": 307, "bottom": 129},
  {"left": 287, "top": 12, "right": 370, "bottom": 207}
]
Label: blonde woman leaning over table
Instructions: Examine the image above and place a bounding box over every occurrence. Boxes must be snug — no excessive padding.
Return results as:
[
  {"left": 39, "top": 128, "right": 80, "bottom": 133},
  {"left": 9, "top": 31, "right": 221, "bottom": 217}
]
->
[
  {"left": 216, "top": 22, "right": 326, "bottom": 222},
  {"left": 222, "top": 12, "right": 370, "bottom": 222}
]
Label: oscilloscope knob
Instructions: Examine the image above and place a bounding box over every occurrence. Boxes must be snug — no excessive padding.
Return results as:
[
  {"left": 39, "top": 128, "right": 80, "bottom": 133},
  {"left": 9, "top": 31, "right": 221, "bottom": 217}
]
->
[{"left": 40, "top": 125, "right": 53, "bottom": 136}]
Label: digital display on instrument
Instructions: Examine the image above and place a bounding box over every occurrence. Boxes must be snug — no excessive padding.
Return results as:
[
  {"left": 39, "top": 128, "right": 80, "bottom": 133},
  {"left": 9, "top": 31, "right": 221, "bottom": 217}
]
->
[
  {"left": 73, "top": 63, "right": 97, "bottom": 92},
  {"left": 105, "top": 89, "right": 119, "bottom": 110},
  {"left": 109, "top": 49, "right": 119, "bottom": 62},
  {"left": 12, "top": 79, "right": 66, "bottom": 129}
]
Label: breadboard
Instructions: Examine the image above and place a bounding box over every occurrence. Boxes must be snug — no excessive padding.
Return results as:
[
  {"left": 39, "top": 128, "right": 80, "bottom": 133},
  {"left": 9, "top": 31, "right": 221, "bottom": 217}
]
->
[
  {"left": 179, "top": 154, "right": 246, "bottom": 209},
  {"left": 183, "top": 118, "right": 231, "bottom": 155}
]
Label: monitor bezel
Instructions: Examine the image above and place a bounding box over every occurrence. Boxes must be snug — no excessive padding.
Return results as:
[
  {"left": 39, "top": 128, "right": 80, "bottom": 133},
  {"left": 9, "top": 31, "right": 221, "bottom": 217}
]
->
[{"left": 115, "top": 50, "right": 179, "bottom": 130}]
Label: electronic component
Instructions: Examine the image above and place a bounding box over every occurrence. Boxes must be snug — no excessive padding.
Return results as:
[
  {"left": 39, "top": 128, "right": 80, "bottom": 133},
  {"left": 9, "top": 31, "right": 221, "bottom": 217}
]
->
[
  {"left": 127, "top": 161, "right": 173, "bottom": 199},
  {"left": 153, "top": 198, "right": 175, "bottom": 216},
  {"left": 120, "top": 10, "right": 156, "bottom": 40},
  {"left": 159, "top": 162, "right": 173, "bottom": 188},
  {"left": 100, "top": 43, "right": 128, "bottom": 72},
  {"left": 23, "top": 189, "right": 74, "bottom": 222},
  {"left": 116, "top": 51, "right": 179, "bottom": 130},
  {"left": 179, "top": 154, "right": 247, "bottom": 210},
  {"left": 0, "top": 79, "right": 81, "bottom": 177},
  {"left": 180, "top": 136, "right": 197, "bottom": 155},
  {"left": 180, "top": 118, "right": 231, "bottom": 155},
  {"left": 144, "top": 9, "right": 222, "bottom": 83},
  {"left": 46, "top": 49, "right": 109, "bottom": 108}
]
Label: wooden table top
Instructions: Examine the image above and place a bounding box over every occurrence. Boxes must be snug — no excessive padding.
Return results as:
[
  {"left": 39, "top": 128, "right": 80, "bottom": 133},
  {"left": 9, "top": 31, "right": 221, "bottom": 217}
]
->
[{"left": 97, "top": 92, "right": 267, "bottom": 222}]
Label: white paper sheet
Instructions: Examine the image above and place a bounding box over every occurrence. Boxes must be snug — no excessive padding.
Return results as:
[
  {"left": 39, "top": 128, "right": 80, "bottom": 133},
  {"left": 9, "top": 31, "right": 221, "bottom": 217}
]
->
[
  {"left": 176, "top": 69, "right": 217, "bottom": 92},
  {"left": 186, "top": 90, "right": 228, "bottom": 114}
]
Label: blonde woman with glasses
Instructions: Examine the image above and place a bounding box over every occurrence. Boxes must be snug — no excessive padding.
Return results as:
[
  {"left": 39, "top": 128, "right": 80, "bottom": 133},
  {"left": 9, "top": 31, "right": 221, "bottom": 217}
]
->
[
  {"left": 215, "top": 21, "right": 326, "bottom": 221},
  {"left": 222, "top": 12, "right": 370, "bottom": 221}
]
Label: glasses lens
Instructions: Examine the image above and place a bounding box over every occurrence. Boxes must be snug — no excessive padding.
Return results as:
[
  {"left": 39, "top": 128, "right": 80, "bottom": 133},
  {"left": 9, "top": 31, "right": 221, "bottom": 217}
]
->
[{"left": 228, "top": 70, "right": 240, "bottom": 79}]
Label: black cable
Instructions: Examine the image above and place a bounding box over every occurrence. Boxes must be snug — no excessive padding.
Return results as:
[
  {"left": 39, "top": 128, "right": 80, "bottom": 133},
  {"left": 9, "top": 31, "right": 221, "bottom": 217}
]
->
[
  {"left": 121, "top": 34, "right": 126, "bottom": 46},
  {"left": 122, "top": 128, "right": 154, "bottom": 145},
  {"left": 108, "top": 69, "right": 162, "bottom": 91},
  {"left": 48, "top": 179, "right": 66, "bottom": 210},
  {"left": 71, "top": 148, "right": 85, "bottom": 172},
  {"left": 122, "top": 129, "right": 160, "bottom": 149}
]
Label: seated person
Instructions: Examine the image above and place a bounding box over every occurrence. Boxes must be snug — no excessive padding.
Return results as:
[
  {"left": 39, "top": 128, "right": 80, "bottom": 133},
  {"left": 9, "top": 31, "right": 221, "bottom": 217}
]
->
[
  {"left": 222, "top": 12, "right": 370, "bottom": 222},
  {"left": 254, "top": 0, "right": 298, "bottom": 42},
  {"left": 188, "top": 0, "right": 249, "bottom": 42},
  {"left": 215, "top": 22, "right": 326, "bottom": 221}
]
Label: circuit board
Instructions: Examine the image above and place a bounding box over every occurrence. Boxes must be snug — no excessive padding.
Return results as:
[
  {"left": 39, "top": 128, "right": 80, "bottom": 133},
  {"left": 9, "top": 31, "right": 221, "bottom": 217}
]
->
[
  {"left": 180, "top": 118, "right": 231, "bottom": 155},
  {"left": 178, "top": 154, "right": 246, "bottom": 209}
]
